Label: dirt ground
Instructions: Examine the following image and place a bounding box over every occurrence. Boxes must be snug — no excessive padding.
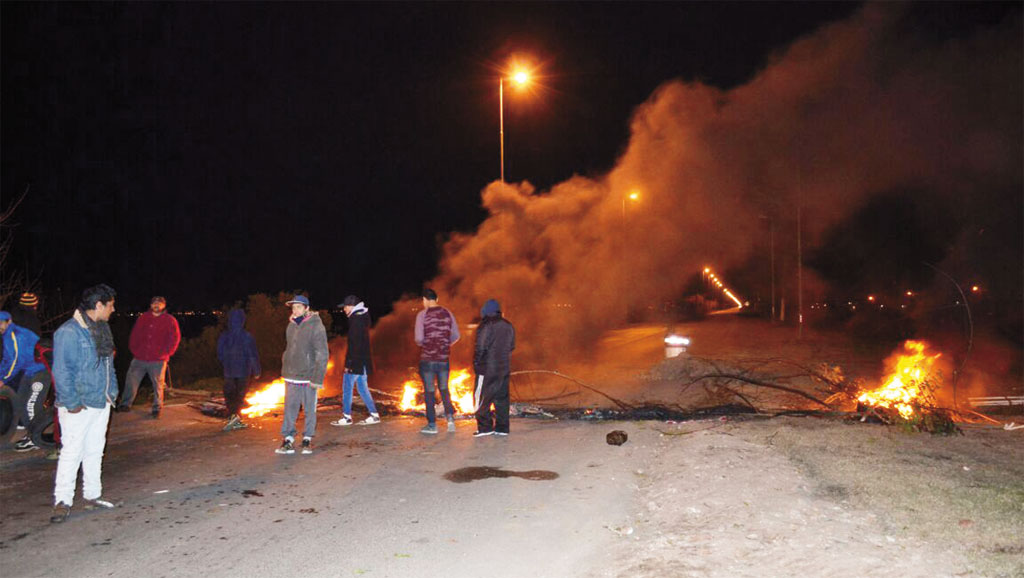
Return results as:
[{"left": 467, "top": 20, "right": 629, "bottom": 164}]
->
[
  {"left": 1, "top": 316, "right": 1021, "bottom": 577},
  {"left": 609, "top": 417, "right": 1023, "bottom": 578}
]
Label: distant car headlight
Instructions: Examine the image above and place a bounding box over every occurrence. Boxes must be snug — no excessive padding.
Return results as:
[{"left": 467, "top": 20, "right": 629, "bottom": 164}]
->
[{"left": 664, "top": 335, "right": 691, "bottom": 347}]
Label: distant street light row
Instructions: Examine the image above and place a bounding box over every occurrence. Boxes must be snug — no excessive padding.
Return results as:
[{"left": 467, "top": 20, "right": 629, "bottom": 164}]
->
[{"left": 702, "top": 267, "right": 744, "bottom": 309}]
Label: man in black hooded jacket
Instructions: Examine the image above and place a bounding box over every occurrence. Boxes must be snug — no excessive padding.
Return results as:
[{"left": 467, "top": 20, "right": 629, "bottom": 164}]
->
[{"left": 472, "top": 299, "right": 515, "bottom": 437}]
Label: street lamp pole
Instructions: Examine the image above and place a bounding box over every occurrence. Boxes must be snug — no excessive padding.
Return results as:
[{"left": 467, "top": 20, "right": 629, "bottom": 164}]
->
[
  {"left": 499, "top": 77, "right": 505, "bottom": 183},
  {"left": 769, "top": 219, "right": 776, "bottom": 321},
  {"left": 499, "top": 67, "right": 531, "bottom": 183},
  {"left": 622, "top": 190, "right": 639, "bottom": 223},
  {"left": 759, "top": 214, "right": 777, "bottom": 320}
]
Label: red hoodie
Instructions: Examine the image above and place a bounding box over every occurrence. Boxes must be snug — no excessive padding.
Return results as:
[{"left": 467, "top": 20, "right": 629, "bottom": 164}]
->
[{"left": 129, "top": 311, "right": 181, "bottom": 362}]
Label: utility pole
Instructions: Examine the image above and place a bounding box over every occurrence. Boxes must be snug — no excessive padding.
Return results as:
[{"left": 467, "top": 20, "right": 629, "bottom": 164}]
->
[{"left": 797, "top": 168, "right": 804, "bottom": 340}]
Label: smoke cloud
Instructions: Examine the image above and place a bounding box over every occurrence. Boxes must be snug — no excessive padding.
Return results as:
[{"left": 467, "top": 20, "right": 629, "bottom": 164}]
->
[{"left": 373, "top": 4, "right": 1022, "bottom": 372}]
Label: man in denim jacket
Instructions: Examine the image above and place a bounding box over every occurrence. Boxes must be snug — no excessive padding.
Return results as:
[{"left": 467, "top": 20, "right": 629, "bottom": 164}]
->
[{"left": 50, "top": 284, "right": 119, "bottom": 523}]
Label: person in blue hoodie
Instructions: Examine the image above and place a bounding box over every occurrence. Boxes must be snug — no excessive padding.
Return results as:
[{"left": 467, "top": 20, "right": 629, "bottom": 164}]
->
[
  {"left": 217, "top": 308, "right": 261, "bottom": 432},
  {"left": 0, "top": 310, "right": 49, "bottom": 452}
]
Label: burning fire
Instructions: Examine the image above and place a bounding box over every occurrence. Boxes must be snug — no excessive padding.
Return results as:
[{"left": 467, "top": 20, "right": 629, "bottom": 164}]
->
[
  {"left": 239, "top": 360, "right": 335, "bottom": 418},
  {"left": 857, "top": 340, "right": 942, "bottom": 419},
  {"left": 399, "top": 368, "right": 477, "bottom": 415},
  {"left": 240, "top": 379, "right": 287, "bottom": 418}
]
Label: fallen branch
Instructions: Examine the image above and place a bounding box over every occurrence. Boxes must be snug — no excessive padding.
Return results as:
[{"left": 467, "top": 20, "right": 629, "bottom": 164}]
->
[
  {"left": 682, "top": 372, "right": 831, "bottom": 408},
  {"left": 955, "top": 407, "right": 1003, "bottom": 426},
  {"left": 511, "top": 369, "right": 634, "bottom": 410}
]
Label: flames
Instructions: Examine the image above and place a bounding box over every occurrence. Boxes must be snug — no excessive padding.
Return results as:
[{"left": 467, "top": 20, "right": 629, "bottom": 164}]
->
[
  {"left": 857, "top": 340, "right": 942, "bottom": 419},
  {"left": 399, "top": 368, "right": 477, "bottom": 415},
  {"left": 237, "top": 366, "right": 478, "bottom": 419},
  {"left": 240, "top": 379, "right": 287, "bottom": 418},
  {"left": 238, "top": 359, "right": 335, "bottom": 418}
]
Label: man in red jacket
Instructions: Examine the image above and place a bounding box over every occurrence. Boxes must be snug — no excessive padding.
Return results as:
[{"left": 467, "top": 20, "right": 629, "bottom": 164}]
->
[{"left": 119, "top": 296, "right": 180, "bottom": 418}]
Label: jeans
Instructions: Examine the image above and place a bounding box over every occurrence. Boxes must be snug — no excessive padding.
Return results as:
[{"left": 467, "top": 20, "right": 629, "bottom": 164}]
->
[
  {"left": 419, "top": 360, "right": 455, "bottom": 425},
  {"left": 281, "top": 381, "right": 317, "bottom": 439},
  {"left": 53, "top": 404, "right": 111, "bottom": 505},
  {"left": 342, "top": 371, "right": 377, "bottom": 416},
  {"left": 122, "top": 359, "right": 168, "bottom": 411}
]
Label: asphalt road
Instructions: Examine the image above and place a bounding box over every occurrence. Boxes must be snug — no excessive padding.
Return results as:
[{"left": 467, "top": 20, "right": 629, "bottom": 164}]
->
[{"left": 0, "top": 404, "right": 646, "bottom": 578}]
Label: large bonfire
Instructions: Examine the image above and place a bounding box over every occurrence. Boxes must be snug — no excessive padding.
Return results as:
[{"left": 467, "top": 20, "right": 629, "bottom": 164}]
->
[
  {"left": 856, "top": 340, "right": 943, "bottom": 419},
  {"left": 852, "top": 339, "right": 960, "bottom": 433}
]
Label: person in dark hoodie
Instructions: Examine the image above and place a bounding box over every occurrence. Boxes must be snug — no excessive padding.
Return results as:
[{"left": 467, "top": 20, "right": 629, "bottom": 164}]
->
[
  {"left": 472, "top": 299, "right": 515, "bottom": 437},
  {"left": 276, "top": 295, "right": 329, "bottom": 455},
  {"left": 330, "top": 295, "right": 380, "bottom": 426},
  {"left": 217, "top": 308, "right": 261, "bottom": 432}
]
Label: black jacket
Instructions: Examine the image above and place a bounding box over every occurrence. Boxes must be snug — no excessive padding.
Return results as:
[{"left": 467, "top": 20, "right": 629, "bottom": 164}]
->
[
  {"left": 344, "top": 311, "right": 374, "bottom": 375},
  {"left": 473, "top": 314, "right": 515, "bottom": 375}
]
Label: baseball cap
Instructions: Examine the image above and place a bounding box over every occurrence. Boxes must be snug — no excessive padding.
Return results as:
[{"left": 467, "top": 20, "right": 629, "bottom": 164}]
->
[{"left": 285, "top": 295, "right": 310, "bottom": 307}]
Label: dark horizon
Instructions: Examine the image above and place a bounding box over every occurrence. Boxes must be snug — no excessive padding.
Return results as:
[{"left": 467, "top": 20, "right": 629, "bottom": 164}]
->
[{"left": 2, "top": 2, "right": 1020, "bottom": 324}]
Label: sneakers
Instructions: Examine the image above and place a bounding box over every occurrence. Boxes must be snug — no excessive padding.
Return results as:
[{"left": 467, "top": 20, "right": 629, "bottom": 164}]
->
[
  {"left": 359, "top": 414, "right": 381, "bottom": 425},
  {"left": 420, "top": 424, "right": 438, "bottom": 435},
  {"left": 150, "top": 408, "right": 161, "bottom": 419},
  {"left": 223, "top": 414, "right": 247, "bottom": 432},
  {"left": 83, "top": 496, "right": 118, "bottom": 510},
  {"left": 473, "top": 430, "right": 494, "bottom": 438},
  {"left": 115, "top": 404, "right": 131, "bottom": 413},
  {"left": 14, "top": 437, "right": 39, "bottom": 452},
  {"left": 46, "top": 448, "right": 61, "bottom": 461},
  {"left": 275, "top": 438, "right": 295, "bottom": 454},
  {"left": 330, "top": 415, "right": 353, "bottom": 427},
  {"left": 447, "top": 418, "right": 456, "bottom": 433},
  {"left": 301, "top": 438, "right": 313, "bottom": 454},
  {"left": 494, "top": 431, "right": 509, "bottom": 437},
  {"left": 50, "top": 502, "right": 71, "bottom": 524}
]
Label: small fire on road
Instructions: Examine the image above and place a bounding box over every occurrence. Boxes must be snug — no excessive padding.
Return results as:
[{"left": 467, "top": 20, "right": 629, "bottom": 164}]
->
[
  {"left": 399, "top": 368, "right": 476, "bottom": 415},
  {"left": 239, "top": 360, "right": 334, "bottom": 418},
  {"left": 240, "top": 379, "right": 287, "bottom": 417}
]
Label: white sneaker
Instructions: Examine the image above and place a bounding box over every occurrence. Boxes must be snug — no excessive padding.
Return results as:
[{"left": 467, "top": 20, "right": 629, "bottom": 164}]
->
[
  {"left": 330, "top": 416, "right": 353, "bottom": 426},
  {"left": 83, "top": 497, "right": 119, "bottom": 510},
  {"left": 360, "top": 414, "right": 381, "bottom": 425}
]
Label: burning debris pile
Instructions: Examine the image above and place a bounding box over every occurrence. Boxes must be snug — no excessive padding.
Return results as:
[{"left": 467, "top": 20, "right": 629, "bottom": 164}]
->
[
  {"left": 850, "top": 340, "right": 960, "bottom": 433},
  {"left": 398, "top": 369, "right": 475, "bottom": 415},
  {"left": 655, "top": 339, "right": 988, "bottom": 434}
]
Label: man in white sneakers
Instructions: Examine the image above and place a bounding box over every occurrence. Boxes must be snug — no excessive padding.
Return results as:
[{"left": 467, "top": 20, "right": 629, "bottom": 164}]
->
[{"left": 330, "top": 295, "right": 381, "bottom": 427}]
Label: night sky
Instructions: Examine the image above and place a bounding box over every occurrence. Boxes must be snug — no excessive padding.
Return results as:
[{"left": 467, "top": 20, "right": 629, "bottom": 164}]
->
[{"left": 2, "top": 2, "right": 1019, "bottom": 316}]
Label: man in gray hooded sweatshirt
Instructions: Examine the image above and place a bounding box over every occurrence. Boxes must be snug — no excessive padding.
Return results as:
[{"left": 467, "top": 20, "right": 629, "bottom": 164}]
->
[{"left": 276, "top": 295, "right": 329, "bottom": 455}]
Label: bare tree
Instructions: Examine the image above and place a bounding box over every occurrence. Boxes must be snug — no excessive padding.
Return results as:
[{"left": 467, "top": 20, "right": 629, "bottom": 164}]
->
[{"left": 0, "top": 186, "right": 33, "bottom": 309}]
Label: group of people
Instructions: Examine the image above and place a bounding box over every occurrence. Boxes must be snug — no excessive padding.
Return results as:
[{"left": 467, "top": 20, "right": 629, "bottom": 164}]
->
[
  {"left": 268, "top": 289, "right": 516, "bottom": 455},
  {"left": 15, "top": 284, "right": 514, "bottom": 524}
]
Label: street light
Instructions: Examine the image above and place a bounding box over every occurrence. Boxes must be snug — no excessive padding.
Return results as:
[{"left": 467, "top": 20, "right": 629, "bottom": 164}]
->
[{"left": 500, "top": 66, "right": 531, "bottom": 182}]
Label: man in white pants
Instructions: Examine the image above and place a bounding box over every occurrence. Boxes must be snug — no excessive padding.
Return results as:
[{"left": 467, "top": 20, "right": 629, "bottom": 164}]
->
[{"left": 50, "top": 284, "right": 120, "bottom": 523}]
